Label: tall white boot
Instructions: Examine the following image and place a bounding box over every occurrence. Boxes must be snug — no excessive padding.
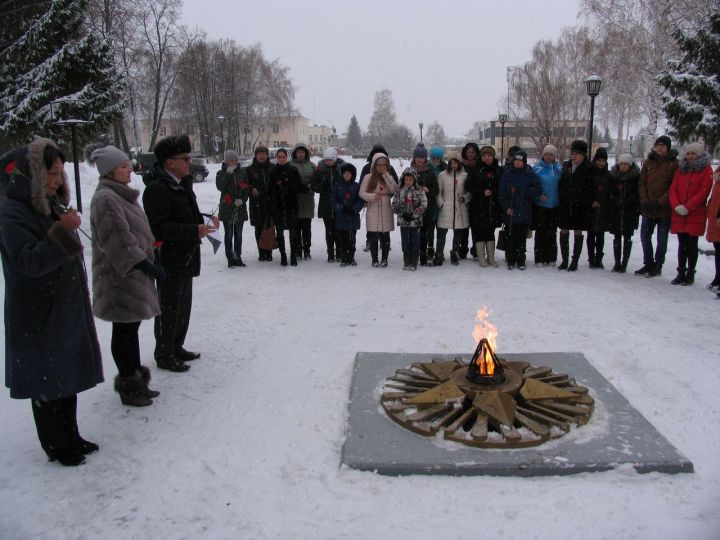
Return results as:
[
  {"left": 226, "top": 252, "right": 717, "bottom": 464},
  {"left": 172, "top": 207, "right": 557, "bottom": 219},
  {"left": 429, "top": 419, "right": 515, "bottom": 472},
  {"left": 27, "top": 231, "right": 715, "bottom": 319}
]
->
[
  {"left": 486, "top": 240, "right": 498, "bottom": 267},
  {"left": 476, "top": 242, "right": 488, "bottom": 267}
]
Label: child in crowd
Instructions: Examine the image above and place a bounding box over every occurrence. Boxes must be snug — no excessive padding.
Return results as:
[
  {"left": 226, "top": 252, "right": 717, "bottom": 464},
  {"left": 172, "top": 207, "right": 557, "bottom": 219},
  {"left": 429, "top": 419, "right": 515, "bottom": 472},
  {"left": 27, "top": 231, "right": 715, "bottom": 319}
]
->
[
  {"left": 392, "top": 169, "right": 428, "bottom": 270},
  {"left": 332, "top": 163, "right": 364, "bottom": 266}
]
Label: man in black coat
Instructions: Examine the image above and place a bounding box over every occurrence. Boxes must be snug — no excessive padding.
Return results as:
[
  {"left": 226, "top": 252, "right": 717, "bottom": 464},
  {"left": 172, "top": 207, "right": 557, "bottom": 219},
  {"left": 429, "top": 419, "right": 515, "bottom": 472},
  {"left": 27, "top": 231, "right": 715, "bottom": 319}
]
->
[
  {"left": 558, "top": 140, "right": 593, "bottom": 271},
  {"left": 142, "top": 135, "right": 218, "bottom": 372}
]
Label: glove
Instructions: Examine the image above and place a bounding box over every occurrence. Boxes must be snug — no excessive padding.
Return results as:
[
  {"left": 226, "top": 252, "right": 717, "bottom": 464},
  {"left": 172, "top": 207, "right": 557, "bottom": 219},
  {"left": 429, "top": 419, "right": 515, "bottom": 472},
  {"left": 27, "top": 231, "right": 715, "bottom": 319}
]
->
[
  {"left": 234, "top": 198, "right": 243, "bottom": 207},
  {"left": 135, "top": 259, "right": 167, "bottom": 282},
  {"left": 402, "top": 212, "right": 413, "bottom": 221},
  {"left": 342, "top": 206, "right": 354, "bottom": 215},
  {"left": 674, "top": 204, "right": 689, "bottom": 216}
]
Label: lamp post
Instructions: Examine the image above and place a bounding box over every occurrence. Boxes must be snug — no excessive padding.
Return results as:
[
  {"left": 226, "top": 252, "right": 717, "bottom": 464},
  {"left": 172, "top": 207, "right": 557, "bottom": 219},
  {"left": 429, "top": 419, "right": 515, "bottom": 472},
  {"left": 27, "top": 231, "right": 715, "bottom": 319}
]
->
[
  {"left": 50, "top": 99, "right": 92, "bottom": 212},
  {"left": 498, "top": 113, "right": 508, "bottom": 160},
  {"left": 585, "top": 75, "right": 602, "bottom": 158},
  {"left": 407, "top": 135, "right": 412, "bottom": 157},
  {"left": 419, "top": 122, "right": 424, "bottom": 143},
  {"left": 218, "top": 115, "right": 225, "bottom": 157}
]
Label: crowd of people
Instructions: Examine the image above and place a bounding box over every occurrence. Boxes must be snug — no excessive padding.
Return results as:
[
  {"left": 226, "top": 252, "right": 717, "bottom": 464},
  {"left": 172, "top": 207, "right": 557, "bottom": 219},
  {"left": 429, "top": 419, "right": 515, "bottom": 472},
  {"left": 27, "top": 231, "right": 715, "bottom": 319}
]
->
[{"left": 0, "top": 132, "right": 717, "bottom": 467}]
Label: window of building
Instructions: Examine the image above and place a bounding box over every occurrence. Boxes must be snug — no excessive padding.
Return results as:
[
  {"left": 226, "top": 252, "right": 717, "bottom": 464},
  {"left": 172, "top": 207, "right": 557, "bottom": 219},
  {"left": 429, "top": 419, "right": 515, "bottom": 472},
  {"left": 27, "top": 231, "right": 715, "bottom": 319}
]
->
[{"left": 272, "top": 124, "right": 279, "bottom": 134}]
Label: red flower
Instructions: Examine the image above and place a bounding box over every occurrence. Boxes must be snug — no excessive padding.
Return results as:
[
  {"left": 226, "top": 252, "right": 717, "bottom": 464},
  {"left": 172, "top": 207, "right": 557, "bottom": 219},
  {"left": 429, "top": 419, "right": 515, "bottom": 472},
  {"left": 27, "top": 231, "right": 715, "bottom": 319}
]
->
[
  {"left": 4, "top": 161, "right": 15, "bottom": 174},
  {"left": 379, "top": 186, "right": 384, "bottom": 192},
  {"left": 224, "top": 194, "right": 232, "bottom": 204},
  {"left": 153, "top": 241, "right": 164, "bottom": 248},
  {"left": 239, "top": 181, "right": 250, "bottom": 190},
  {"left": 405, "top": 198, "right": 412, "bottom": 205}
]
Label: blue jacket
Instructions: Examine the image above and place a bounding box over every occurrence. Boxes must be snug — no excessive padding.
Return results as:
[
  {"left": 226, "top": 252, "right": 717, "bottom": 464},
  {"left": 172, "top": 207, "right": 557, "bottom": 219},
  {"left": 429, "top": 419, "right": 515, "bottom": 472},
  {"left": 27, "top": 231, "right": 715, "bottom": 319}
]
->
[
  {"left": 532, "top": 159, "right": 562, "bottom": 208},
  {"left": 332, "top": 180, "right": 364, "bottom": 231},
  {"left": 498, "top": 165, "right": 542, "bottom": 226}
]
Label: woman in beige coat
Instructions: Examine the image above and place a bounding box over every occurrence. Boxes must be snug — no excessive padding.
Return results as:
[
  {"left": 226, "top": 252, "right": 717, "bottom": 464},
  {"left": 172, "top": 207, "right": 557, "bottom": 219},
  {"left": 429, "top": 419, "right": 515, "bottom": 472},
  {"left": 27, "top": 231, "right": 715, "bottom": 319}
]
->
[
  {"left": 435, "top": 155, "right": 470, "bottom": 265},
  {"left": 360, "top": 153, "right": 397, "bottom": 267}
]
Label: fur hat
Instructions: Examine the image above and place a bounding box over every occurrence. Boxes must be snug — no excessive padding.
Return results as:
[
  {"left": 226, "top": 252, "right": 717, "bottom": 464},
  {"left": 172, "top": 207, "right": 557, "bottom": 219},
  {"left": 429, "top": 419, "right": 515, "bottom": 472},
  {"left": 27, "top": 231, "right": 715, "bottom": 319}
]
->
[
  {"left": 543, "top": 144, "right": 558, "bottom": 157},
  {"left": 400, "top": 167, "right": 418, "bottom": 183},
  {"left": 323, "top": 147, "right": 337, "bottom": 160},
  {"left": 685, "top": 142, "right": 704, "bottom": 156},
  {"left": 507, "top": 145, "right": 521, "bottom": 157},
  {"left": 254, "top": 145, "right": 269, "bottom": 156},
  {"left": 570, "top": 140, "right": 588, "bottom": 155},
  {"left": 593, "top": 147, "right": 608, "bottom": 161},
  {"left": 429, "top": 146, "right": 444, "bottom": 159},
  {"left": 413, "top": 142, "right": 427, "bottom": 159},
  {"left": 223, "top": 149, "right": 240, "bottom": 162},
  {"left": 479, "top": 145, "right": 496, "bottom": 157},
  {"left": 154, "top": 134, "right": 192, "bottom": 164},
  {"left": 90, "top": 145, "right": 129, "bottom": 177},
  {"left": 617, "top": 154, "right": 634, "bottom": 165},
  {"left": 654, "top": 135, "right": 672, "bottom": 150}
]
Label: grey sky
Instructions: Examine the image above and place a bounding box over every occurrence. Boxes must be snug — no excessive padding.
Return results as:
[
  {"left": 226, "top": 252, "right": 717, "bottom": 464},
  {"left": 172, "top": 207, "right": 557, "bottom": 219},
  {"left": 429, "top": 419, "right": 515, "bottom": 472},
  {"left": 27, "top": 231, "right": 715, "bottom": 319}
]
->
[{"left": 181, "top": 0, "right": 586, "bottom": 138}]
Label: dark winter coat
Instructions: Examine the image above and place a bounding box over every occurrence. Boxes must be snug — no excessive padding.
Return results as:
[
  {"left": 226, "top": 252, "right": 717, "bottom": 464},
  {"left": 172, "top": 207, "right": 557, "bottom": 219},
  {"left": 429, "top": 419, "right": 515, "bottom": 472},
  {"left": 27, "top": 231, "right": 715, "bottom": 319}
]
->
[
  {"left": 465, "top": 158, "right": 503, "bottom": 231},
  {"left": 608, "top": 163, "right": 641, "bottom": 235},
  {"left": 142, "top": 165, "right": 203, "bottom": 278},
  {"left": 245, "top": 157, "right": 274, "bottom": 227},
  {"left": 290, "top": 144, "right": 316, "bottom": 219},
  {"left": 332, "top": 177, "right": 364, "bottom": 231},
  {"left": 589, "top": 162, "right": 612, "bottom": 232},
  {"left": 269, "top": 162, "right": 304, "bottom": 230},
  {"left": 498, "top": 164, "right": 542, "bottom": 226},
  {"left": 90, "top": 178, "right": 161, "bottom": 323},
  {"left": 558, "top": 158, "right": 593, "bottom": 230},
  {"left": 669, "top": 153, "right": 713, "bottom": 236},
  {"left": 639, "top": 149, "right": 679, "bottom": 218},
  {"left": 392, "top": 182, "right": 428, "bottom": 228},
  {"left": 215, "top": 163, "right": 250, "bottom": 224},
  {"left": 311, "top": 159, "right": 344, "bottom": 219},
  {"left": 411, "top": 164, "right": 439, "bottom": 223},
  {"left": 0, "top": 139, "right": 103, "bottom": 400}
]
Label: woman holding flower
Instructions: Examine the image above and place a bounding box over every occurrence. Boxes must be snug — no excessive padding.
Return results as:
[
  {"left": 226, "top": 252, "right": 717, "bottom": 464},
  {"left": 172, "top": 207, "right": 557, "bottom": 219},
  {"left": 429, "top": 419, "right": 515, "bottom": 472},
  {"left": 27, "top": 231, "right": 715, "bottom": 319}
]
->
[{"left": 216, "top": 150, "right": 250, "bottom": 267}]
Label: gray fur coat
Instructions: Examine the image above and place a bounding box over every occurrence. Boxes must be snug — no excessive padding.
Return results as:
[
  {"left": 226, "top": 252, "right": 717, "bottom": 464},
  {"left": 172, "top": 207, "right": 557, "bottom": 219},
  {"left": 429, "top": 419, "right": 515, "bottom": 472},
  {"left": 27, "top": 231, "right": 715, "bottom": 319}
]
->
[{"left": 90, "top": 178, "right": 161, "bottom": 322}]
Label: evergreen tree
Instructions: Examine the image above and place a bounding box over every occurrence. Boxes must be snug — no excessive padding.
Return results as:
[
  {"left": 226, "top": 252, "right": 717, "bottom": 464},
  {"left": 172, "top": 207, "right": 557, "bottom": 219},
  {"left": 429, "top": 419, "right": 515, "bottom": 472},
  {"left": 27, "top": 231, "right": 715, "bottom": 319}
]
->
[
  {"left": 0, "top": 0, "right": 126, "bottom": 146},
  {"left": 659, "top": 9, "right": 720, "bottom": 151},
  {"left": 346, "top": 115, "right": 362, "bottom": 151}
]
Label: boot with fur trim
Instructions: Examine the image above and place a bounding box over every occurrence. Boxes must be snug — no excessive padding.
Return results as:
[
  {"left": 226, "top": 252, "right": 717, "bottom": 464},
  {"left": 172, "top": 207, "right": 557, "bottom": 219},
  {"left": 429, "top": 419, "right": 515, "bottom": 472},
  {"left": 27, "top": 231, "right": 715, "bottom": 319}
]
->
[
  {"left": 138, "top": 366, "right": 160, "bottom": 398},
  {"left": 114, "top": 372, "right": 153, "bottom": 407}
]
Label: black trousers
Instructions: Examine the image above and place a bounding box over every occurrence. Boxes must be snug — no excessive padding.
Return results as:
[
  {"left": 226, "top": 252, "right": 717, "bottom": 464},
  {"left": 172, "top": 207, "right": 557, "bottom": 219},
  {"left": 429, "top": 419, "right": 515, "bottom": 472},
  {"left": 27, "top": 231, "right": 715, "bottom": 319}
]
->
[
  {"left": 323, "top": 217, "right": 336, "bottom": 256},
  {"left": 677, "top": 233, "right": 699, "bottom": 271},
  {"left": 276, "top": 228, "right": 298, "bottom": 255},
  {"left": 154, "top": 277, "right": 193, "bottom": 362},
  {"left": 335, "top": 229, "right": 357, "bottom": 263},
  {"left": 31, "top": 394, "right": 79, "bottom": 455},
  {"left": 714, "top": 242, "right": 720, "bottom": 281},
  {"left": 533, "top": 206, "right": 558, "bottom": 263},
  {"left": 436, "top": 228, "right": 468, "bottom": 255},
  {"left": 296, "top": 218, "right": 312, "bottom": 251},
  {"left": 506, "top": 224, "right": 529, "bottom": 266},
  {"left": 111, "top": 321, "right": 142, "bottom": 376},
  {"left": 421, "top": 219, "right": 436, "bottom": 254}
]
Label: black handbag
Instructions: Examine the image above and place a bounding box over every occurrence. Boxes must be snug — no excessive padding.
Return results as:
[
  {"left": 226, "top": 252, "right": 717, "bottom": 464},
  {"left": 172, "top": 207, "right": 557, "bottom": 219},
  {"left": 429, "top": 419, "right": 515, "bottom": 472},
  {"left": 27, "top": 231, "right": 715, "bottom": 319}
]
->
[{"left": 497, "top": 226, "right": 507, "bottom": 251}]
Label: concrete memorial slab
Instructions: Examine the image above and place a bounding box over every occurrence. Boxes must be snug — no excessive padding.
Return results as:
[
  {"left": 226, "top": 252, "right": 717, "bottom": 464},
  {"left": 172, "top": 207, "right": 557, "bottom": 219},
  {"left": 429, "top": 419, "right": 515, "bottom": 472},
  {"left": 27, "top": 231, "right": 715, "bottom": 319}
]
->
[{"left": 341, "top": 352, "right": 693, "bottom": 477}]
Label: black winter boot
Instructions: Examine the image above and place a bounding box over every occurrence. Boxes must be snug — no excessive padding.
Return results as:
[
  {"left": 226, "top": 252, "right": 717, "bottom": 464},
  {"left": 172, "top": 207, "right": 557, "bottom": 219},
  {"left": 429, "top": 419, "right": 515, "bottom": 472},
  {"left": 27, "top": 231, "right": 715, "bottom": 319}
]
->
[
  {"left": 450, "top": 250, "right": 459, "bottom": 266},
  {"left": 280, "top": 251, "right": 288, "bottom": 267},
  {"left": 681, "top": 269, "right": 695, "bottom": 286},
  {"left": 587, "top": 234, "right": 597, "bottom": 268},
  {"left": 380, "top": 240, "right": 389, "bottom": 267},
  {"left": 138, "top": 366, "right": 160, "bottom": 398},
  {"left": 558, "top": 232, "right": 569, "bottom": 270},
  {"left": 621, "top": 239, "right": 632, "bottom": 273},
  {"left": 568, "top": 235, "right": 583, "bottom": 271},
  {"left": 433, "top": 252, "right": 444, "bottom": 266},
  {"left": 411, "top": 257, "right": 418, "bottom": 271},
  {"left": 427, "top": 247, "right": 435, "bottom": 266},
  {"left": 634, "top": 264, "right": 651, "bottom": 275},
  {"left": 647, "top": 263, "right": 662, "bottom": 277},
  {"left": 114, "top": 372, "right": 153, "bottom": 407},
  {"left": 612, "top": 237, "right": 622, "bottom": 272},
  {"left": 671, "top": 267, "right": 686, "bottom": 285},
  {"left": 370, "top": 242, "right": 379, "bottom": 267},
  {"left": 420, "top": 251, "right": 428, "bottom": 266}
]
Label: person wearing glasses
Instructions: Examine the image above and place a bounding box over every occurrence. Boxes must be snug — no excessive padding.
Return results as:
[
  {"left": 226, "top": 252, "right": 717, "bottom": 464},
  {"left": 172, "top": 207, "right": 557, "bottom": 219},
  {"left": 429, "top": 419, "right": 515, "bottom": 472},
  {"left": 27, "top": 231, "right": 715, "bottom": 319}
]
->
[{"left": 142, "top": 135, "right": 218, "bottom": 373}]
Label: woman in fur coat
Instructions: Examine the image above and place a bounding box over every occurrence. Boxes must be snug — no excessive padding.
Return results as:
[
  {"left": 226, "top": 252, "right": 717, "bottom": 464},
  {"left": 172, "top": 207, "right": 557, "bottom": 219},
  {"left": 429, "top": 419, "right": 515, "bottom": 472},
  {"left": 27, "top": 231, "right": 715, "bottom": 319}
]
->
[
  {"left": 435, "top": 155, "right": 470, "bottom": 266},
  {"left": 90, "top": 145, "right": 163, "bottom": 407},
  {"left": 0, "top": 138, "right": 103, "bottom": 466},
  {"left": 360, "top": 153, "right": 397, "bottom": 267}
]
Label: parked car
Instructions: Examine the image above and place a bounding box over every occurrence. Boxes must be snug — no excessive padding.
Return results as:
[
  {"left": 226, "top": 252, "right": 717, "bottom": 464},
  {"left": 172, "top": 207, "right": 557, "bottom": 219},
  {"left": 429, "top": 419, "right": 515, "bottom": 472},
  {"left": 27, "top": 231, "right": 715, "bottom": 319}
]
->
[{"left": 133, "top": 152, "right": 210, "bottom": 184}]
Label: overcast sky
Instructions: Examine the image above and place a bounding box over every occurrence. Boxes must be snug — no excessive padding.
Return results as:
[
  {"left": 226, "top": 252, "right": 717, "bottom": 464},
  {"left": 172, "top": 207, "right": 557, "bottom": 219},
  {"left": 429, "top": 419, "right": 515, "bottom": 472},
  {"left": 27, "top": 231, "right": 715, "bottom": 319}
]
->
[{"left": 181, "top": 0, "right": 587, "bottom": 138}]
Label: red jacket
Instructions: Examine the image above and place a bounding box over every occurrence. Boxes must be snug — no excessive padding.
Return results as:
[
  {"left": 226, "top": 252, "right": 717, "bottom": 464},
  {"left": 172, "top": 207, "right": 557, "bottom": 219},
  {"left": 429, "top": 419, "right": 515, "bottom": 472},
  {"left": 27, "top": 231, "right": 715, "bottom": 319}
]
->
[{"left": 669, "top": 156, "right": 712, "bottom": 236}]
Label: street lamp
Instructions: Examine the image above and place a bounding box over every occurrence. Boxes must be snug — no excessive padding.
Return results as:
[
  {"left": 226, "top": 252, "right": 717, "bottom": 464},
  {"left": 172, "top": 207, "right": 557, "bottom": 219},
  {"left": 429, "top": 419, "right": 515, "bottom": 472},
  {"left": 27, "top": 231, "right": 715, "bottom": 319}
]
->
[
  {"left": 218, "top": 115, "right": 225, "bottom": 157},
  {"left": 419, "top": 122, "right": 424, "bottom": 143},
  {"left": 585, "top": 75, "right": 602, "bottom": 158},
  {"left": 498, "top": 113, "right": 508, "bottom": 161},
  {"left": 50, "top": 99, "right": 93, "bottom": 212}
]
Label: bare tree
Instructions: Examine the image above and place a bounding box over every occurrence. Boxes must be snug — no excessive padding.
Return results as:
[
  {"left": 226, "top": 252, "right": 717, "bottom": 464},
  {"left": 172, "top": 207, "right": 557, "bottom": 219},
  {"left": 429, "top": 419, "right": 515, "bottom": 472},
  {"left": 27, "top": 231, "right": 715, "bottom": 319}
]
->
[
  {"left": 425, "top": 121, "right": 446, "bottom": 146},
  {"left": 368, "top": 89, "right": 397, "bottom": 141}
]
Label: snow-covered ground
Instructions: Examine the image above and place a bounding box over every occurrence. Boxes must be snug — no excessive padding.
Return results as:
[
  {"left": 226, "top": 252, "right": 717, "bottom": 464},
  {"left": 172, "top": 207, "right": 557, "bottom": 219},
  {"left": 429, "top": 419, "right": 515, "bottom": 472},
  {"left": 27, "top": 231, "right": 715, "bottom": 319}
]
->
[{"left": 1, "top": 157, "right": 719, "bottom": 540}]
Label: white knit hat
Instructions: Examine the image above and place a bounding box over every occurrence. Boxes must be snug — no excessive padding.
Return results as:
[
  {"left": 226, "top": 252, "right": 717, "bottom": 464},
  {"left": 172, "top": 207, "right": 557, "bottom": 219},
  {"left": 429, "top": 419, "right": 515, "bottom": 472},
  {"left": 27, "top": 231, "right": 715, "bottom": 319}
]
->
[
  {"left": 323, "top": 147, "right": 337, "bottom": 160},
  {"left": 685, "top": 142, "right": 704, "bottom": 156},
  {"left": 617, "top": 154, "right": 633, "bottom": 165},
  {"left": 91, "top": 145, "right": 129, "bottom": 177},
  {"left": 543, "top": 144, "right": 558, "bottom": 156},
  {"left": 224, "top": 149, "right": 240, "bottom": 162}
]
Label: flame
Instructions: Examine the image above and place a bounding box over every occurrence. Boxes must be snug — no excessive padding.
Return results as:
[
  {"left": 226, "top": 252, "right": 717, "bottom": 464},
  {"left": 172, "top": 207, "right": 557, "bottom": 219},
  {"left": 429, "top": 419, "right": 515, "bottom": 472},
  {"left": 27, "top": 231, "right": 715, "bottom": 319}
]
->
[
  {"left": 480, "top": 343, "right": 495, "bottom": 375},
  {"left": 472, "top": 306, "right": 498, "bottom": 351}
]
